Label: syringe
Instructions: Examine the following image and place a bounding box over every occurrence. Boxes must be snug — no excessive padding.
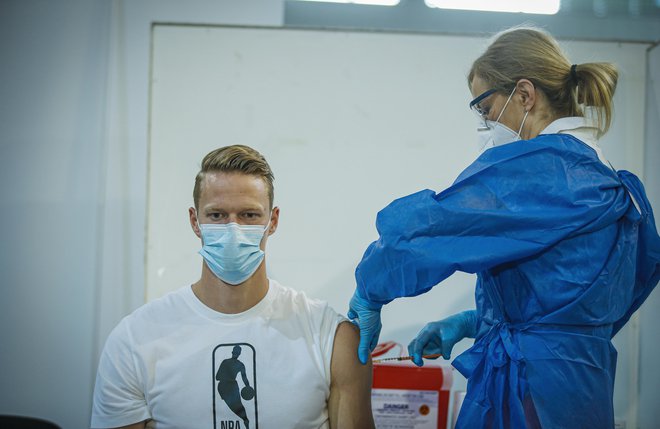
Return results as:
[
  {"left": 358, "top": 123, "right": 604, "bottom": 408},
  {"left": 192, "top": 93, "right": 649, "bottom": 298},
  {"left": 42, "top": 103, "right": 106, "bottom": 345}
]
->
[{"left": 372, "top": 353, "right": 442, "bottom": 363}]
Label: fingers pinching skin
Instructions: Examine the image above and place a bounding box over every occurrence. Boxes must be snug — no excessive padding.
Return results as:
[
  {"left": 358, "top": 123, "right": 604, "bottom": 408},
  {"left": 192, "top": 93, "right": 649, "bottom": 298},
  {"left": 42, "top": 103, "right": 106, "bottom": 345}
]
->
[
  {"left": 358, "top": 332, "right": 371, "bottom": 365},
  {"left": 369, "top": 329, "right": 380, "bottom": 351},
  {"left": 348, "top": 290, "right": 383, "bottom": 365}
]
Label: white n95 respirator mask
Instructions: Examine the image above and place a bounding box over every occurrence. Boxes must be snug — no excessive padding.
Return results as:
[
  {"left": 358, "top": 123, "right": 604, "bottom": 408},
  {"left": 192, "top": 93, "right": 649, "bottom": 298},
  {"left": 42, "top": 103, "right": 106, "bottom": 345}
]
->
[
  {"left": 475, "top": 87, "right": 529, "bottom": 153},
  {"left": 198, "top": 222, "right": 269, "bottom": 285},
  {"left": 476, "top": 120, "right": 522, "bottom": 152}
]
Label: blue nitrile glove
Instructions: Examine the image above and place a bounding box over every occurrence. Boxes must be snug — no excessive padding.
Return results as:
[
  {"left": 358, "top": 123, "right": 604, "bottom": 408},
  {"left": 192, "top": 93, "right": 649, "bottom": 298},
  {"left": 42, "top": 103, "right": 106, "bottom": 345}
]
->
[
  {"left": 347, "top": 290, "right": 383, "bottom": 365},
  {"left": 407, "top": 310, "right": 478, "bottom": 366}
]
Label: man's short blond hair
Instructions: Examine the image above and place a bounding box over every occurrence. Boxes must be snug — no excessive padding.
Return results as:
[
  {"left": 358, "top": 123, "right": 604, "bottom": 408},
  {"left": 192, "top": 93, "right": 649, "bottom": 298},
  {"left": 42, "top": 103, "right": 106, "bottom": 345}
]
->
[{"left": 193, "top": 145, "right": 274, "bottom": 210}]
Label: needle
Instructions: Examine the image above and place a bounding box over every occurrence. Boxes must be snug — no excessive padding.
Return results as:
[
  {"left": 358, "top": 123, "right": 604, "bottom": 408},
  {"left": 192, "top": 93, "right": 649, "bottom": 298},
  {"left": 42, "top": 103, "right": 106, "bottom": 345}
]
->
[{"left": 372, "top": 353, "right": 442, "bottom": 363}]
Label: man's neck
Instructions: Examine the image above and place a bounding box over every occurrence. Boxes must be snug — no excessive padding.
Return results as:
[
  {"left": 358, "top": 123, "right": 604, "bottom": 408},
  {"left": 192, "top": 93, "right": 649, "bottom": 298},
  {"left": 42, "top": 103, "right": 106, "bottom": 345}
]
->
[{"left": 192, "top": 263, "right": 269, "bottom": 314}]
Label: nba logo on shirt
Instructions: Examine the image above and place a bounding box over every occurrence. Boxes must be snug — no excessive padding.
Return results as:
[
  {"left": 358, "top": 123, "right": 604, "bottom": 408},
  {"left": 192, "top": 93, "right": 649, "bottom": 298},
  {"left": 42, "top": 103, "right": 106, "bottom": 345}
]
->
[{"left": 213, "top": 343, "right": 258, "bottom": 429}]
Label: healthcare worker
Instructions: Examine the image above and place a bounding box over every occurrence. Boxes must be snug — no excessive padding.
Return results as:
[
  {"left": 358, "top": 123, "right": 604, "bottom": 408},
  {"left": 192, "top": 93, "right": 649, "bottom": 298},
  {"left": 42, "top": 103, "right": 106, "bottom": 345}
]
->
[{"left": 348, "top": 26, "right": 660, "bottom": 429}]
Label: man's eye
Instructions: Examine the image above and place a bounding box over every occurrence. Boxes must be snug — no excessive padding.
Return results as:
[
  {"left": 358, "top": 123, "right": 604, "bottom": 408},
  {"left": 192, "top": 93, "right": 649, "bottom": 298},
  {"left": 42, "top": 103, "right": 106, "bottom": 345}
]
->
[{"left": 209, "top": 213, "right": 222, "bottom": 219}]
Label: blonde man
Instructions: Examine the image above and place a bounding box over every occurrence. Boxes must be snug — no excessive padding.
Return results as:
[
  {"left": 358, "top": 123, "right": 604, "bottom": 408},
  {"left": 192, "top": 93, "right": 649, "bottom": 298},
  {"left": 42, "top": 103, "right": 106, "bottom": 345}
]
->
[{"left": 92, "top": 145, "right": 374, "bottom": 429}]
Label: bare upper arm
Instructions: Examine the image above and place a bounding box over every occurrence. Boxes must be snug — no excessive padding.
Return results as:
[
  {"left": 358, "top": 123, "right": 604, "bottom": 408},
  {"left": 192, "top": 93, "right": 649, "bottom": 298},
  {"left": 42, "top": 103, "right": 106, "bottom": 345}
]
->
[{"left": 328, "top": 321, "right": 375, "bottom": 429}]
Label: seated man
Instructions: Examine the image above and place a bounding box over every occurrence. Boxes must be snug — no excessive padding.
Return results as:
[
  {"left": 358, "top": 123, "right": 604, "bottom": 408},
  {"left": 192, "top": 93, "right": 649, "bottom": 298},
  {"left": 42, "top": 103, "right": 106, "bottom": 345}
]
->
[{"left": 91, "top": 145, "right": 374, "bottom": 429}]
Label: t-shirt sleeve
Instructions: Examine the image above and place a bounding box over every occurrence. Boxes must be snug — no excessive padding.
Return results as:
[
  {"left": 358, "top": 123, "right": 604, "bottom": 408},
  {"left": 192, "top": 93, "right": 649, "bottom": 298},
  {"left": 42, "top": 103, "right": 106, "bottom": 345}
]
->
[
  {"left": 318, "top": 303, "right": 347, "bottom": 386},
  {"left": 91, "top": 318, "right": 151, "bottom": 428}
]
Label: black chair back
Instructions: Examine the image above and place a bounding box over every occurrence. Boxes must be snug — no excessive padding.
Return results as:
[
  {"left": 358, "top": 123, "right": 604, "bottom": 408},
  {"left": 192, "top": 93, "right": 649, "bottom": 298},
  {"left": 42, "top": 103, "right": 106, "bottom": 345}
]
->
[{"left": 0, "top": 416, "right": 61, "bottom": 429}]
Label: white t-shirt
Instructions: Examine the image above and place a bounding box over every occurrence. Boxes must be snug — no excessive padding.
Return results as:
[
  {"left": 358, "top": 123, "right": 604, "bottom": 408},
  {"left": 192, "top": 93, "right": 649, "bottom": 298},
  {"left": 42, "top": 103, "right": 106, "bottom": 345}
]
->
[{"left": 92, "top": 280, "right": 345, "bottom": 429}]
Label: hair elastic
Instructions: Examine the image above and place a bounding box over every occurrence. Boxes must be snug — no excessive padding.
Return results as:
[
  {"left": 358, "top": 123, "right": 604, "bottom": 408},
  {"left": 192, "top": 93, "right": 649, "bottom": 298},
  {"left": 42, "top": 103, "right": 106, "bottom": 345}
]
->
[{"left": 570, "top": 64, "right": 579, "bottom": 84}]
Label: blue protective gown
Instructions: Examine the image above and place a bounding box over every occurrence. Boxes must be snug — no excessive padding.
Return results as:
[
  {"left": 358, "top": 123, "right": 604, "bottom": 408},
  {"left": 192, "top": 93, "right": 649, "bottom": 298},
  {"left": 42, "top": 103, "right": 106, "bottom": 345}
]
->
[{"left": 355, "top": 133, "right": 660, "bottom": 429}]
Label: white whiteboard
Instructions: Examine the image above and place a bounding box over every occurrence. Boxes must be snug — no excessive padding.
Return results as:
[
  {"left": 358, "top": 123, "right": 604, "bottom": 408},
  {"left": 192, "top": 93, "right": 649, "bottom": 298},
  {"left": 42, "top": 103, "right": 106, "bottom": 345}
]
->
[{"left": 146, "top": 24, "right": 646, "bottom": 359}]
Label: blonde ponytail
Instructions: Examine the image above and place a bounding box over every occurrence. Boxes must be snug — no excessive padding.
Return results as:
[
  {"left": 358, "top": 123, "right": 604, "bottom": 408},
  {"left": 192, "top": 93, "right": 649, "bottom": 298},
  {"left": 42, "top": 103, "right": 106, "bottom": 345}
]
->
[{"left": 572, "top": 62, "right": 618, "bottom": 136}]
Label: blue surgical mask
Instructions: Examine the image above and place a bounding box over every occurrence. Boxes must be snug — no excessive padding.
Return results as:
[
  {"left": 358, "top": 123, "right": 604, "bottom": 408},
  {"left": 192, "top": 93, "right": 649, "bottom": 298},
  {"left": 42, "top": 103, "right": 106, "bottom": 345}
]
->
[{"left": 198, "top": 221, "right": 270, "bottom": 285}]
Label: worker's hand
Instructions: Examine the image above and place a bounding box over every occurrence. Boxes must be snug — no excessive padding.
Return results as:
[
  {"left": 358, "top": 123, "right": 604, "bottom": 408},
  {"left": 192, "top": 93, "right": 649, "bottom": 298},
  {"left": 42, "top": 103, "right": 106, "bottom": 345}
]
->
[
  {"left": 347, "top": 290, "right": 383, "bottom": 365},
  {"left": 407, "top": 310, "right": 478, "bottom": 366}
]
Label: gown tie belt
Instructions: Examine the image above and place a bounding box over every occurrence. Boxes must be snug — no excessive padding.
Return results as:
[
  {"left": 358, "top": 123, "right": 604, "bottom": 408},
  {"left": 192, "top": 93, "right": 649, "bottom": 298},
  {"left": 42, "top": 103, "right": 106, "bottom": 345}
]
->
[
  {"left": 452, "top": 321, "right": 531, "bottom": 428},
  {"left": 454, "top": 321, "right": 526, "bottom": 377}
]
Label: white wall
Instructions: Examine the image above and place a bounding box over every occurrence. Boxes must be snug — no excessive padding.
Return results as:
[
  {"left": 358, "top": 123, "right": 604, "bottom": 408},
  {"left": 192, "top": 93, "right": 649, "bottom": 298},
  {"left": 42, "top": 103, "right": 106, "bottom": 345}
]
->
[{"left": 0, "top": 1, "right": 111, "bottom": 426}]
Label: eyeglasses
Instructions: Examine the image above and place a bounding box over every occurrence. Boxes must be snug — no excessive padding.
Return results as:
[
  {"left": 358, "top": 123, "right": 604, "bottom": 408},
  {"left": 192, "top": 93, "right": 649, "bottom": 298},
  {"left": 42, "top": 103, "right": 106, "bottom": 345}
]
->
[{"left": 469, "top": 88, "right": 497, "bottom": 120}]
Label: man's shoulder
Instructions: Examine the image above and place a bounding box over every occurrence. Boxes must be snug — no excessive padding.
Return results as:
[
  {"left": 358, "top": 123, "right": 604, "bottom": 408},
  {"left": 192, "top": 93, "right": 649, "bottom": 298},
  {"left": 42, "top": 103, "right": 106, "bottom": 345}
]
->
[
  {"left": 268, "top": 279, "right": 347, "bottom": 326},
  {"left": 270, "top": 280, "right": 336, "bottom": 312},
  {"left": 131, "top": 285, "right": 190, "bottom": 318},
  {"left": 111, "top": 285, "right": 192, "bottom": 336}
]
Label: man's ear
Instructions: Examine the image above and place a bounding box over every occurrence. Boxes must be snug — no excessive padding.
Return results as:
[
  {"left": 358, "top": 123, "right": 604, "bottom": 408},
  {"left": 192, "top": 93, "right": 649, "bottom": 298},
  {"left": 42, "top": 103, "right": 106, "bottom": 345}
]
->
[
  {"left": 189, "top": 207, "right": 201, "bottom": 239},
  {"left": 516, "top": 79, "right": 536, "bottom": 112},
  {"left": 267, "top": 207, "right": 280, "bottom": 236}
]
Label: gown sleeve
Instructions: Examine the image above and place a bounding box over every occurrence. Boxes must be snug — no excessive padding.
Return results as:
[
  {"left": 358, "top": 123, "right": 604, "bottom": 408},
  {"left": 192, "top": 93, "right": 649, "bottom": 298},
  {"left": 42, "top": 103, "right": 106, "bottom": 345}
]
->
[
  {"left": 355, "top": 137, "right": 629, "bottom": 304},
  {"left": 611, "top": 170, "right": 660, "bottom": 336}
]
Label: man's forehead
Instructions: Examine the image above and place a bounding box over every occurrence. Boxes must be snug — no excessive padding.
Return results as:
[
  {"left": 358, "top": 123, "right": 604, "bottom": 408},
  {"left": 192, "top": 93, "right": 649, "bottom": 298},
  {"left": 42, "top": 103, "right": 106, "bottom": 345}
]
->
[{"left": 199, "top": 171, "right": 269, "bottom": 207}]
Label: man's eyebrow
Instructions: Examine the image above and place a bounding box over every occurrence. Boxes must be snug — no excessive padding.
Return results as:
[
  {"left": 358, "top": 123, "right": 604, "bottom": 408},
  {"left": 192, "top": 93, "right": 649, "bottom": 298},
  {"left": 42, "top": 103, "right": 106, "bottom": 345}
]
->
[{"left": 203, "top": 205, "right": 264, "bottom": 212}]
